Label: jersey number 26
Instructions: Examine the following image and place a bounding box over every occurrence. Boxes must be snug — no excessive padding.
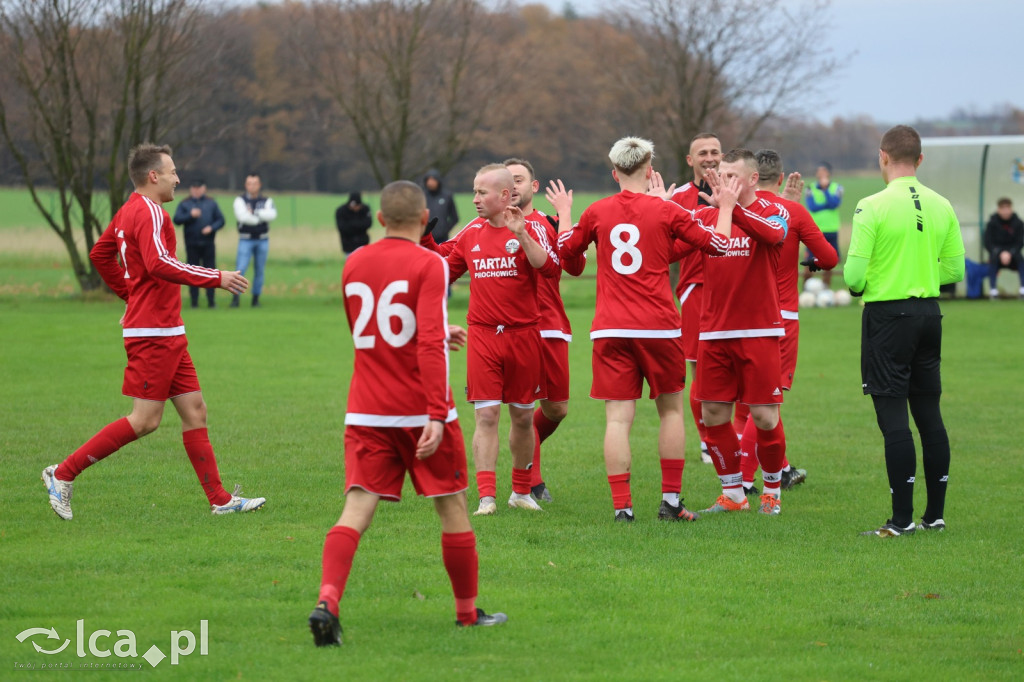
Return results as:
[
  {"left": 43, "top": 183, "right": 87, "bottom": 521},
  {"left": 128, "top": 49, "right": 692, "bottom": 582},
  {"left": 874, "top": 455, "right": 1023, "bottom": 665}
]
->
[{"left": 345, "top": 280, "right": 416, "bottom": 349}]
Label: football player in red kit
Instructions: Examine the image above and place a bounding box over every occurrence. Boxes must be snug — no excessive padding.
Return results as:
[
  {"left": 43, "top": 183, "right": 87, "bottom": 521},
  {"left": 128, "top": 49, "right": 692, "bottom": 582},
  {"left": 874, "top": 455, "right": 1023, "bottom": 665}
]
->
[
  {"left": 557, "top": 136, "right": 741, "bottom": 522},
  {"left": 669, "top": 132, "right": 723, "bottom": 465},
  {"left": 309, "top": 180, "right": 506, "bottom": 647},
  {"left": 503, "top": 158, "right": 586, "bottom": 504},
  {"left": 735, "top": 150, "right": 840, "bottom": 495},
  {"left": 423, "top": 164, "right": 561, "bottom": 515},
  {"left": 42, "top": 144, "right": 264, "bottom": 521},
  {"left": 695, "top": 149, "right": 791, "bottom": 516}
]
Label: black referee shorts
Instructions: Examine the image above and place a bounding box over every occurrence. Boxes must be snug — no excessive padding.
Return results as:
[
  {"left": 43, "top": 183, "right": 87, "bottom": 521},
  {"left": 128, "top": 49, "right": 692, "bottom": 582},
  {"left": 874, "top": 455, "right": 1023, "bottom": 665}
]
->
[{"left": 860, "top": 298, "right": 943, "bottom": 397}]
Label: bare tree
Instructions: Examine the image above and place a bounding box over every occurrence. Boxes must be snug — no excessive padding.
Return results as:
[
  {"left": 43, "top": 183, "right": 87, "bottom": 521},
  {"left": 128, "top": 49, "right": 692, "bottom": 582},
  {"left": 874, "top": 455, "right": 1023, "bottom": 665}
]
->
[
  {"left": 0, "top": 0, "right": 207, "bottom": 292},
  {"left": 611, "top": 0, "right": 843, "bottom": 181},
  {"left": 294, "top": 0, "right": 517, "bottom": 186}
]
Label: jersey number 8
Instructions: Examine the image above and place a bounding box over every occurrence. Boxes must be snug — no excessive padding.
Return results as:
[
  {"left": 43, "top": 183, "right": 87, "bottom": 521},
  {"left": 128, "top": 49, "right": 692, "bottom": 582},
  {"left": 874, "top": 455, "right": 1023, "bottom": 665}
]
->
[
  {"left": 345, "top": 280, "right": 416, "bottom": 349},
  {"left": 610, "top": 223, "right": 642, "bottom": 275}
]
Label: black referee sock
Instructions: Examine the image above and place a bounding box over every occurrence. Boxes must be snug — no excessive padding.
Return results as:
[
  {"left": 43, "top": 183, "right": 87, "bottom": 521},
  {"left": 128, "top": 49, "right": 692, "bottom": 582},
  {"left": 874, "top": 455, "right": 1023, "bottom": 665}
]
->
[
  {"left": 920, "top": 428, "right": 950, "bottom": 523},
  {"left": 883, "top": 429, "right": 916, "bottom": 527}
]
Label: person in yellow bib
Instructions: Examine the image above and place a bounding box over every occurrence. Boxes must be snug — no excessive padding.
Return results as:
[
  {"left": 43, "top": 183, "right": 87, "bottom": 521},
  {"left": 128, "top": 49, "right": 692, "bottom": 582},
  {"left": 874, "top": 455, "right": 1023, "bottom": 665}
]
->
[
  {"left": 804, "top": 162, "right": 843, "bottom": 288},
  {"left": 845, "top": 125, "right": 965, "bottom": 538}
]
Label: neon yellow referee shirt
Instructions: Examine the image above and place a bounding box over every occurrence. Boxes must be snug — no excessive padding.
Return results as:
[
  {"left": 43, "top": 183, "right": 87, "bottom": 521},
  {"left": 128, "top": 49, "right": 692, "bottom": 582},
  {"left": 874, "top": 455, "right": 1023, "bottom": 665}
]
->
[{"left": 845, "top": 176, "right": 965, "bottom": 302}]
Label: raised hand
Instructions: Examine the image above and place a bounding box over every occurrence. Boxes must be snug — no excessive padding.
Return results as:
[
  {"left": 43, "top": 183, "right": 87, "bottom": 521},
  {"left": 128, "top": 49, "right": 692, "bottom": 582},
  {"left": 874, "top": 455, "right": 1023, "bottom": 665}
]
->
[
  {"left": 717, "top": 174, "right": 741, "bottom": 210},
  {"left": 545, "top": 179, "right": 573, "bottom": 214},
  {"left": 699, "top": 168, "right": 722, "bottom": 206},
  {"left": 505, "top": 205, "right": 526, "bottom": 239},
  {"left": 647, "top": 170, "right": 676, "bottom": 199},
  {"left": 782, "top": 172, "right": 804, "bottom": 202}
]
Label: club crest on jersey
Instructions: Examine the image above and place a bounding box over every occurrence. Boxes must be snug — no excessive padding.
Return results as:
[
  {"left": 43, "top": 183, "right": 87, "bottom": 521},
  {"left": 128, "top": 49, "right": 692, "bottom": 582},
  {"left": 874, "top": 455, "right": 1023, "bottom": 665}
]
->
[{"left": 505, "top": 239, "right": 521, "bottom": 255}]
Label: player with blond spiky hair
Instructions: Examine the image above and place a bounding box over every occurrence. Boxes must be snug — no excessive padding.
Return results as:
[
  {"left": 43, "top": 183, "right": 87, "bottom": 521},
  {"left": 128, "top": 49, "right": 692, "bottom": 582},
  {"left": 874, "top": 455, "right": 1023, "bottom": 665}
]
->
[{"left": 557, "top": 136, "right": 748, "bottom": 522}]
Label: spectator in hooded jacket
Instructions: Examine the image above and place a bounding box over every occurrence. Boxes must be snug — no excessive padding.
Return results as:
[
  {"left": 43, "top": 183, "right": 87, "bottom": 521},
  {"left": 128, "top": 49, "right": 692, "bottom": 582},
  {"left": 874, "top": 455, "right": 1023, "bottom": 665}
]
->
[
  {"left": 335, "top": 192, "right": 372, "bottom": 256},
  {"left": 423, "top": 169, "right": 459, "bottom": 244}
]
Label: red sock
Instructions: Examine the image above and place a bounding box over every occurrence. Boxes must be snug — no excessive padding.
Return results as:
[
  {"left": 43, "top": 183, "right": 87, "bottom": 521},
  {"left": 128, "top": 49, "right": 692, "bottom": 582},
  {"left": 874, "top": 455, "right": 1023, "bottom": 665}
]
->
[
  {"left": 757, "top": 419, "right": 787, "bottom": 495},
  {"left": 318, "top": 525, "right": 361, "bottom": 617},
  {"left": 688, "top": 392, "right": 707, "bottom": 443},
  {"left": 607, "top": 473, "right": 631, "bottom": 510},
  {"left": 511, "top": 467, "right": 532, "bottom": 495},
  {"left": 659, "top": 458, "right": 685, "bottom": 494},
  {"left": 530, "top": 410, "right": 561, "bottom": 486},
  {"left": 183, "top": 428, "right": 230, "bottom": 506},
  {"left": 476, "top": 470, "right": 496, "bottom": 499},
  {"left": 442, "top": 531, "right": 479, "bottom": 626},
  {"left": 739, "top": 415, "right": 759, "bottom": 485},
  {"left": 704, "top": 422, "right": 742, "bottom": 492},
  {"left": 732, "top": 403, "right": 750, "bottom": 436},
  {"left": 57, "top": 417, "right": 138, "bottom": 481}
]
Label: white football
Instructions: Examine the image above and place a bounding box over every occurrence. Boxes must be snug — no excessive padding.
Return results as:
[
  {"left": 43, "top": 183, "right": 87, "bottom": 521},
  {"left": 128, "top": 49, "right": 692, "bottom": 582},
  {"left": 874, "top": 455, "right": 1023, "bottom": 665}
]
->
[
  {"left": 816, "top": 289, "right": 835, "bottom": 308},
  {"left": 804, "top": 277, "right": 825, "bottom": 293},
  {"left": 799, "top": 291, "right": 818, "bottom": 308},
  {"left": 834, "top": 289, "right": 852, "bottom": 306}
]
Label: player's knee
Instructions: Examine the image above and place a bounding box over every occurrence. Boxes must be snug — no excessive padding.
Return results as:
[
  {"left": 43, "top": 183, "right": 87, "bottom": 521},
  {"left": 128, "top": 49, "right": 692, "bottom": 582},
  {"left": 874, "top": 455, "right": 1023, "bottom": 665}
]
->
[
  {"left": 542, "top": 401, "right": 568, "bottom": 422},
  {"left": 130, "top": 414, "right": 161, "bottom": 436},
  {"left": 508, "top": 407, "right": 534, "bottom": 430},
  {"left": 474, "top": 406, "right": 500, "bottom": 430}
]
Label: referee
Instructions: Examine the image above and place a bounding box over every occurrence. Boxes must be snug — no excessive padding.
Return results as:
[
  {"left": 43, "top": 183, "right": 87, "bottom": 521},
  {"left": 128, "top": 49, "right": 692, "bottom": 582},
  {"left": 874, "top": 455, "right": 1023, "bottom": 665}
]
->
[{"left": 845, "top": 125, "right": 965, "bottom": 538}]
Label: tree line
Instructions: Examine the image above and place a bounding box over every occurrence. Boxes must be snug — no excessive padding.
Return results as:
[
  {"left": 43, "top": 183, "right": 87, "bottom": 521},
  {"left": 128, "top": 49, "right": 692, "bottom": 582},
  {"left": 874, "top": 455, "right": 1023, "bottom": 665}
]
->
[{"left": 2, "top": 0, "right": 1021, "bottom": 292}]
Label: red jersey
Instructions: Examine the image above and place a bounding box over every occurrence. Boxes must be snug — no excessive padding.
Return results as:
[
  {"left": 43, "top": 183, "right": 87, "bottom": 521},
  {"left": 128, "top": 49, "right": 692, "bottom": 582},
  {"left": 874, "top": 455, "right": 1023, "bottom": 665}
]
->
[
  {"left": 528, "top": 209, "right": 586, "bottom": 340},
  {"left": 700, "top": 197, "right": 789, "bottom": 340},
  {"left": 557, "top": 191, "right": 729, "bottom": 339},
  {"left": 437, "top": 216, "right": 560, "bottom": 328},
  {"left": 755, "top": 190, "right": 839, "bottom": 317},
  {"left": 91, "top": 192, "right": 221, "bottom": 337},
  {"left": 669, "top": 182, "right": 707, "bottom": 292},
  {"left": 342, "top": 237, "right": 456, "bottom": 426}
]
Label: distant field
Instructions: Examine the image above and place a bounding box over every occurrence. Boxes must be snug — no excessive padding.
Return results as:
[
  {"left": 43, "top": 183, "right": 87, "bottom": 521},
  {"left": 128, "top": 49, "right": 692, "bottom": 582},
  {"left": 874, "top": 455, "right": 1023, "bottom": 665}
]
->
[{"left": 0, "top": 177, "right": 880, "bottom": 233}]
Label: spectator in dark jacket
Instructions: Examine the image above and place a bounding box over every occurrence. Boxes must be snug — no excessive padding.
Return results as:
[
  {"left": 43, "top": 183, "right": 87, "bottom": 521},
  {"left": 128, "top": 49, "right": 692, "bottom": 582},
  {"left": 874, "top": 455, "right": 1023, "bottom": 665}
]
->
[
  {"left": 172, "top": 179, "right": 225, "bottom": 308},
  {"left": 335, "top": 192, "right": 372, "bottom": 256},
  {"left": 422, "top": 168, "right": 459, "bottom": 243},
  {"left": 983, "top": 197, "right": 1024, "bottom": 298}
]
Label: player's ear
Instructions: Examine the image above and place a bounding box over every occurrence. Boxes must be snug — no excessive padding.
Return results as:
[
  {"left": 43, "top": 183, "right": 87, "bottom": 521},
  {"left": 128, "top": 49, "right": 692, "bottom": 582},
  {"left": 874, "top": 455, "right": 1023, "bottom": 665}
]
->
[
  {"left": 611, "top": 169, "right": 619, "bottom": 184},
  {"left": 376, "top": 210, "right": 386, "bottom": 228},
  {"left": 420, "top": 208, "right": 429, "bottom": 227}
]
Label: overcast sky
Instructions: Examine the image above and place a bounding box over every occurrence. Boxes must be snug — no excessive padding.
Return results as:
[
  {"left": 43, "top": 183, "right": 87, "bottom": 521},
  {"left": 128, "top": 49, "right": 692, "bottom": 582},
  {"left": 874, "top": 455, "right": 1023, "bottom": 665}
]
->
[{"left": 531, "top": 0, "right": 1023, "bottom": 124}]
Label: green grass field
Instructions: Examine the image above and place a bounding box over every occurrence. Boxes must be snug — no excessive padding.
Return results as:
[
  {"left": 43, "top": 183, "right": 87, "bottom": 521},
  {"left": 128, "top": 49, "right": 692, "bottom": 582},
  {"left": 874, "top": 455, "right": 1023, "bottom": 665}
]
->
[{"left": 1, "top": 185, "right": 1022, "bottom": 680}]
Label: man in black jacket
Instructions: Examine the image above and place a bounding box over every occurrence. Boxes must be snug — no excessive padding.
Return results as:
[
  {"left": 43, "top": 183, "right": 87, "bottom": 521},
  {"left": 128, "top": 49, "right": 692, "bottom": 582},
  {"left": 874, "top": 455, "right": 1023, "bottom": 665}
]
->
[
  {"left": 984, "top": 197, "right": 1024, "bottom": 299},
  {"left": 173, "top": 179, "right": 225, "bottom": 308},
  {"left": 422, "top": 169, "right": 459, "bottom": 243},
  {"left": 335, "top": 192, "right": 372, "bottom": 256}
]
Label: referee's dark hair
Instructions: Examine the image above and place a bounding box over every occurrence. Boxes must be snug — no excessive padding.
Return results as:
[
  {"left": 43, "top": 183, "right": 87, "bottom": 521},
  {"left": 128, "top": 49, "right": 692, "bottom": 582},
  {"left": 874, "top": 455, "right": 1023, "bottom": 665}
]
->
[{"left": 880, "top": 125, "right": 922, "bottom": 165}]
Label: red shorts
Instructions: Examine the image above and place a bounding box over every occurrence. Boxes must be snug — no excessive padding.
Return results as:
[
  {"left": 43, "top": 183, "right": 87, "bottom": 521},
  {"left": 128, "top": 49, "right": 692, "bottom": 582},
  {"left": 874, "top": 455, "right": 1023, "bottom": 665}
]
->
[
  {"left": 695, "top": 336, "right": 784, "bottom": 405},
  {"left": 540, "top": 337, "right": 570, "bottom": 403},
  {"left": 779, "top": 318, "right": 799, "bottom": 391},
  {"left": 678, "top": 283, "right": 703, "bottom": 362},
  {"left": 122, "top": 335, "right": 201, "bottom": 401},
  {"left": 591, "top": 336, "right": 686, "bottom": 400},
  {"left": 466, "top": 325, "right": 545, "bottom": 405},
  {"left": 344, "top": 420, "right": 468, "bottom": 500}
]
